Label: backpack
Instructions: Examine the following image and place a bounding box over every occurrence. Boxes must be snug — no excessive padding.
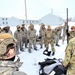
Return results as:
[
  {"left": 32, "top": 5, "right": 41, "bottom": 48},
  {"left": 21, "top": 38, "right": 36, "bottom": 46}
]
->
[{"left": 38, "top": 58, "right": 66, "bottom": 75}]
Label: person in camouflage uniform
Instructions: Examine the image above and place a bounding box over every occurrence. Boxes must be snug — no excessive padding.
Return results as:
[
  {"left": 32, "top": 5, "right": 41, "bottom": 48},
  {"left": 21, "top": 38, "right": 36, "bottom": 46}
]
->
[
  {"left": 27, "top": 23, "right": 37, "bottom": 53},
  {"left": 54, "top": 26, "right": 62, "bottom": 46},
  {"left": 21, "top": 24, "right": 28, "bottom": 48},
  {"left": 39, "top": 23, "right": 46, "bottom": 48},
  {"left": 44, "top": 25, "right": 55, "bottom": 56},
  {"left": 62, "top": 22, "right": 68, "bottom": 44},
  {"left": 62, "top": 37, "right": 75, "bottom": 75},
  {"left": 14, "top": 25, "right": 23, "bottom": 54},
  {"left": 68, "top": 26, "right": 75, "bottom": 41},
  {"left": 2, "top": 26, "right": 13, "bottom": 35},
  {"left": 0, "top": 33, "right": 27, "bottom": 75}
]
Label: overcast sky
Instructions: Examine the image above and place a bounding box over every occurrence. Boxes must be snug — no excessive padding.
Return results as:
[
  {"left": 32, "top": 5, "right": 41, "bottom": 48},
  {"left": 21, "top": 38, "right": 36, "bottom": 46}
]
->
[{"left": 0, "top": 0, "right": 75, "bottom": 20}]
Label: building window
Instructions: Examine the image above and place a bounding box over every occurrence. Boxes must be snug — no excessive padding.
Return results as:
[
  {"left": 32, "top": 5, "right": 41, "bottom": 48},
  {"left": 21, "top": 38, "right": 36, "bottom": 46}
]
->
[
  {"left": 30, "top": 21, "right": 31, "bottom": 23},
  {"left": 27, "top": 21, "right": 28, "bottom": 23},
  {"left": 6, "top": 22, "right": 8, "bottom": 24},
  {"left": 23, "top": 21, "right": 24, "bottom": 23},
  {"left": 32, "top": 21, "right": 34, "bottom": 23},
  {"left": 2, "top": 18, "right": 4, "bottom": 20},
  {"left": 3, "top": 22, "right": 4, "bottom": 24},
  {"left": 36, "top": 21, "right": 38, "bottom": 23},
  {"left": 6, "top": 18, "right": 7, "bottom": 20}
]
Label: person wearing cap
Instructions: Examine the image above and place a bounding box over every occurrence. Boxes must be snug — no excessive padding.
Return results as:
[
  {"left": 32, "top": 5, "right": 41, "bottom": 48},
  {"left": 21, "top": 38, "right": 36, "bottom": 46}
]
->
[
  {"left": 44, "top": 25, "right": 55, "bottom": 56},
  {"left": 68, "top": 25, "right": 75, "bottom": 41},
  {"left": 0, "top": 33, "right": 27, "bottom": 75},
  {"left": 27, "top": 23, "right": 37, "bottom": 53},
  {"left": 39, "top": 23, "right": 46, "bottom": 48},
  {"left": 62, "top": 22, "right": 68, "bottom": 44},
  {"left": 14, "top": 25, "right": 23, "bottom": 54},
  {"left": 59, "top": 25, "right": 63, "bottom": 39},
  {"left": 21, "top": 24, "right": 28, "bottom": 48},
  {"left": 2, "top": 26, "right": 13, "bottom": 35},
  {"left": 54, "top": 25, "right": 63, "bottom": 47}
]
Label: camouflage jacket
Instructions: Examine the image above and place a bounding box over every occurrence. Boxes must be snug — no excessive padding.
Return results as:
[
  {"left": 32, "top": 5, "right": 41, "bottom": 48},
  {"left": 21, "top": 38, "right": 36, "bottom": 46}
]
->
[
  {"left": 63, "top": 37, "right": 75, "bottom": 67},
  {"left": 21, "top": 28, "right": 27, "bottom": 38},
  {"left": 0, "top": 60, "right": 27, "bottom": 75},
  {"left": 14, "top": 30, "right": 23, "bottom": 41},
  {"left": 39, "top": 28, "right": 46, "bottom": 37},
  {"left": 68, "top": 31, "right": 75, "bottom": 40},
  {"left": 45, "top": 29, "right": 54, "bottom": 39},
  {"left": 54, "top": 27, "right": 61, "bottom": 35},
  {"left": 28, "top": 29, "right": 36, "bottom": 38}
]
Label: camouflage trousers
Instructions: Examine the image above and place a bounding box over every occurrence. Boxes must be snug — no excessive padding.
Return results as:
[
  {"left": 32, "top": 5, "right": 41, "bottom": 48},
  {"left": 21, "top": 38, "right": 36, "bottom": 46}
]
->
[
  {"left": 28, "top": 37, "right": 37, "bottom": 50},
  {"left": 66, "top": 64, "right": 75, "bottom": 75},
  {"left": 22, "top": 37, "right": 27, "bottom": 48},
  {"left": 54, "top": 34, "right": 59, "bottom": 44},
  {"left": 16, "top": 40, "right": 23, "bottom": 53},
  {"left": 62, "top": 33, "right": 66, "bottom": 42},
  {"left": 40, "top": 37, "right": 45, "bottom": 47},
  {"left": 45, "top": 38, "right": 55, "bottom": 52}
]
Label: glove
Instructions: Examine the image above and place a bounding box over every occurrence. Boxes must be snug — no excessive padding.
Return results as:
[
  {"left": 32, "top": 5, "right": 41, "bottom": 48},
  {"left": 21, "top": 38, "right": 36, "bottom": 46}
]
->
[
  {"left": 61, "top": 64, "right": 67, "bottom": 74},
  {"left": 63, "top": 62, "right": 71, "bottom": 74},
  {"left": 67, "top": 33, "right": 70, "bottom": 37},
  {"left": 66, "top": 29, "right": 68, "bottom": 33},
  {"left": 66, "top": 29, "right": 70, "bottom": 36},
  {"left": 65, "top": 63, "right": 71, "bottom": 70},
  {"left": 39, "top": 36, "right": 42, "bottom": 39}
]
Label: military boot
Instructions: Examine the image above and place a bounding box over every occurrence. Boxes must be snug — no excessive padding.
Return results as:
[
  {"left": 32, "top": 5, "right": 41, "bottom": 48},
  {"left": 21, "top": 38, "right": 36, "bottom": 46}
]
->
[
  {"left": 34, "top": 48, "right": 37, "bottom": 51},
  {"left": 40, "top": 46, "right": 42, "bottom": 49},
  {"left": 56, "top": 44, "right": 60, "bottom": 47},
  {"left": 28, "top": 49, "right": 31, "bottom": 53},
  {"left": 21, "top": 49, "right": 24, "bottom": 52},
  {"left": 52, "top": 51, "right": 55, "bottom": 56},
  {"left": 47, "top": 51, "right": 51, "bottom": 56}
]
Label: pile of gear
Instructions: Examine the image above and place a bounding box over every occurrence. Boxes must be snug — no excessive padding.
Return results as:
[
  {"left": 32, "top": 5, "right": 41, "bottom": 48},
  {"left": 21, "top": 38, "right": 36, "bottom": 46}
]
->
[{"left": 38, "top": 58, "right": 66, "bottom": 75}]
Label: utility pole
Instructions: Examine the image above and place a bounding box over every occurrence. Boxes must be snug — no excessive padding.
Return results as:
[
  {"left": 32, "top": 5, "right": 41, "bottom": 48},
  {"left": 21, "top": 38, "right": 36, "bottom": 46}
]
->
[
  {"left": 66, "top": 8, "right": 69, "bottom": 44},
  {"left": 24, "top": 0, "right": 27, "bottom": 27}
]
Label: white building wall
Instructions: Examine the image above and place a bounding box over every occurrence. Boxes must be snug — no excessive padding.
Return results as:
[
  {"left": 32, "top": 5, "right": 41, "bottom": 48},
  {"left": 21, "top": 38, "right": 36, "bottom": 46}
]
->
[
  {"left": 0, "top": 14, "right": 64, "bottom": 26},
  {"left": 0, "top": 16, "right": 39, "bottom": 26},
  {"left": 0, "top": 17, "right": 8, "bottom": 26},
  {"left": 7, "top": 17, "right": 21, "bottom": 26},
  {"left": 39, "top": 14, "right": 65, "bottom": 26}
]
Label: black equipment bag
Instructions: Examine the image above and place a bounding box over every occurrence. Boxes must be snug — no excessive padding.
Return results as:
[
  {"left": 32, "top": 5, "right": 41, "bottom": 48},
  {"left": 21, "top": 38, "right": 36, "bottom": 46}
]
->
[
  {"left": 43, "top": 50, "right": 51, "bottom": 56},
  {"left": 38, "top": 58, "right": 65, "bottom": 75}
]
